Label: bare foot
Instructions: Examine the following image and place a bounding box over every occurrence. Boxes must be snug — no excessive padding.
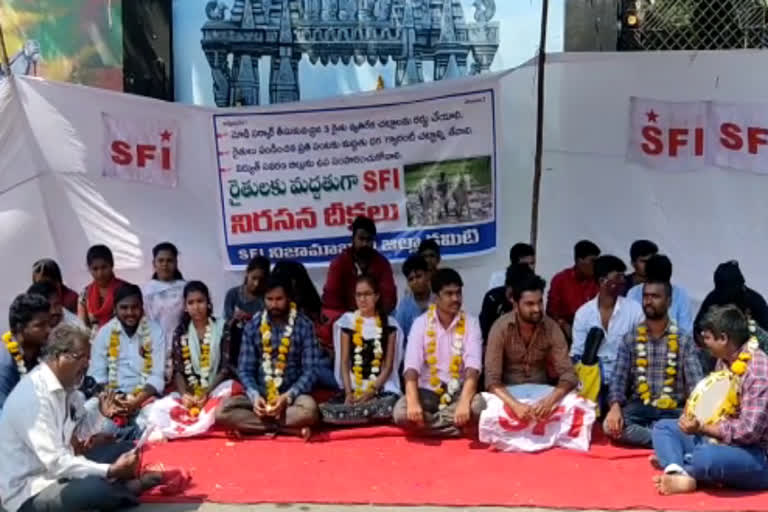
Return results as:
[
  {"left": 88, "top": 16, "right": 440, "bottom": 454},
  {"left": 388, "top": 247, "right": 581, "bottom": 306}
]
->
[
  {"left": 648, "top": 455, "right": 662, "bottom": 470},
  {"left": 125, "top": 471, "right": 163, "bottom": 494},
  {"left": 301, "top": 427, "right": 312, "bottom": 442},
  {"left": 653, "top": 474, "right": 697, "bottom": 495}
]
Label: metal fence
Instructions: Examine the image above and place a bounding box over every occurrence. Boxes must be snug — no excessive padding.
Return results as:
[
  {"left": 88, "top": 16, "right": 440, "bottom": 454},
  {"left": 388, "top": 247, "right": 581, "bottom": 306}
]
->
[{"left": 619, "top": 0, "right": 768, "bottom": 50}]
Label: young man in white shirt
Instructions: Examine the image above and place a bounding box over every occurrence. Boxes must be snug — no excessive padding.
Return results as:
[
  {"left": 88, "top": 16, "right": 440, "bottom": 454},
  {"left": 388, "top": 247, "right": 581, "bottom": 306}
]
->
[
  {"left": 571, "top": 255, "right": 645, "bottom": 387},
  {"left": 0, "top": 324, "right": 163, "bottom": 512},
  {"left": 393, "top": 268, "right": 485, "bottom": 438},
  {"left": 88, "top": 284, "right": 166, "bottom": 440}
]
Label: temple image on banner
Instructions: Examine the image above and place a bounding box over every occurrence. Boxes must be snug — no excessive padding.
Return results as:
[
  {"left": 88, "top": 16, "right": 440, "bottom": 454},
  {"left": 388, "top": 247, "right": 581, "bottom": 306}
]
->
[{"left": 200, "top": 0, "right": 500, "bottom": 106}]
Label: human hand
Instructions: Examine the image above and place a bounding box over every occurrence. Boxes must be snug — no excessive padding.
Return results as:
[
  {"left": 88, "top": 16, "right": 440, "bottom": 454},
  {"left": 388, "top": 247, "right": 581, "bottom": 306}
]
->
[
  {"left": 98, "top": 391, "right": 125, "bottom": 418},
  {"left": 344, "top": 392, "right": 355, "bottom": 405},
  {"left": 253, "top": 397, "right": 269, "bottom": 417},
  {"left": 181, "top": 394, "right": 198, "bottom": 410},
  {"left": 678, "top": 414, "right": 700, "bottom": 435},
  {"left": 454, "top": 399, "right": 472, "bottom": 427},
  {"left": 269, "top": 394, "right": 290, "bottom": 417},
  {"left": 406, "top": 398, "right": 424, "bottom": 426},
  {"left": 356, "top": 390, "right": 376, "bottom": 404},
  {"left": 508, "top": 401, "right": 534, "bottom": 422},
  {"left": 603, "top": 405, "right": 624, "bottom": 438},
  {"left": 531, "top": 395, "right": 559, "bottom": 420},
  {"left": 107, "top": 450, "right": 139, "bottom": 481}
]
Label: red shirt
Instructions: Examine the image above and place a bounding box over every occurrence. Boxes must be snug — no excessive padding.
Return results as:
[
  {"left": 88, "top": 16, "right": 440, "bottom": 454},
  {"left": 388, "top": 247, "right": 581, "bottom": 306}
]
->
[
  {"left": 322, "top": 247, "right": 397, "bottom": 314},
  {"left": 546, "top": 267, "right": 598, "bottom": 325}
]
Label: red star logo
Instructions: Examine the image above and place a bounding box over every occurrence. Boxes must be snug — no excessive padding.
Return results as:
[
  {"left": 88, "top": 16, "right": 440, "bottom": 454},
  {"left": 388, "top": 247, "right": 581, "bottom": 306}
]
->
[
  {"left": 160, "top": 130, "right": 172, "bottom": 142},
  {"left": 645, "top": 110, "right": 659, "bottom": 123}
]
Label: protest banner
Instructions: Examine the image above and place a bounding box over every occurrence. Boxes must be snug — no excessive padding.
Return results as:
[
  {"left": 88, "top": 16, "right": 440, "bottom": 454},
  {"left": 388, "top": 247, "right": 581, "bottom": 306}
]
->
[
  {"left": 627, "top": 97, "right": 768, "bottom": 174},
  {"left": 214, "top": 87, "right": 499, "bottom": 267}
]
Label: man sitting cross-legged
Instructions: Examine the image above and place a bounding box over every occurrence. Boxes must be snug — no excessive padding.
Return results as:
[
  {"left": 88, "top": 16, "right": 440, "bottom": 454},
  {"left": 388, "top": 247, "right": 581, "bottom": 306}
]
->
[
  {"left": 88, "top": 284, "right": 166, "bottom": 440},
  {"left": 0, "top": 325, "right": 164, "bottom": 512},
  {"left": 604, "top": 278, "right": 703, "bottom": 448},
  {"left": 393, "top": 268, "right": 485, "bottom": 438},
  {"left": 485, "top": 271, "right": 578, "bottom": 421},
  {"left": 651, "top": 305, "right": 768, "bottom": 495},
  {"left": 216, "top": 275, "right": 320, "bottom": 439}
]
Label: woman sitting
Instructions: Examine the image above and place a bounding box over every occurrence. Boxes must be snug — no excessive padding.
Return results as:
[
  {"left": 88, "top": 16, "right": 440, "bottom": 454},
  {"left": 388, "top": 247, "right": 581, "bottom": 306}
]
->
[
  {"left": 77, "top": 245, "right": 126, "bottom": 331},
  {"left": 147, "top": 281, "right": 240, "bottom": 439},
  {"left": 320, "top": 275, "right": 403, "bottom": 425},
  {"left": 32, "top": 258, "right": 79, "bottom": 314}
]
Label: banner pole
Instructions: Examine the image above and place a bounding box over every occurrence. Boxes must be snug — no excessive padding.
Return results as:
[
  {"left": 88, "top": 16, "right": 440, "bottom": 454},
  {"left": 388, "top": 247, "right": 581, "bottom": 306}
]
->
[
  {"left": 0, "top": 16, "right": 11, "bottom": 75},
  {"left": 529, "top": 0, "right": 549, "bottom": 251}
]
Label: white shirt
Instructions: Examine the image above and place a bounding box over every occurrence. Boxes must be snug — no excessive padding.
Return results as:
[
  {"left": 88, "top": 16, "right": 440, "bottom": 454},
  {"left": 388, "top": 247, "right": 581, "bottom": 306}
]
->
[
  {"left": 488, "top": 270, "right": 506, "bottom": 289},
  {"left": 570, "top": 296, "right": 645, "bottom": 383},
  {"left": 61, "top": 309, "right": 86, "bottom": 330},
  {"left": 88, "top": 317, "right": 166, "bottom": 394},
  {"left": 0, "top": 364, "right": 108, "bottom": 512}
]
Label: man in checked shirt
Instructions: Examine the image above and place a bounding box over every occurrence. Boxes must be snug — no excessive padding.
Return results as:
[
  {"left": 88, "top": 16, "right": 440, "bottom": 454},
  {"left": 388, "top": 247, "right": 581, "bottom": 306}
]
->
[
  {"left": 651, "top": 305, "right": 768, "bottom": 495},
  {"left": 216, "top": 275, "right": 320, "bottom": 440},
  {"left": 604, "top": 277, "right": 704, "bottom": 448}
]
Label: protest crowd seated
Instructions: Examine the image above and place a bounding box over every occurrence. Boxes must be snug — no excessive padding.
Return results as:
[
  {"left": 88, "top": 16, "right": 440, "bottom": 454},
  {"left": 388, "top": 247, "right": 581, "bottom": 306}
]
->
[{"left": 2, "top": 216, "right": 768, "bottom": 511}]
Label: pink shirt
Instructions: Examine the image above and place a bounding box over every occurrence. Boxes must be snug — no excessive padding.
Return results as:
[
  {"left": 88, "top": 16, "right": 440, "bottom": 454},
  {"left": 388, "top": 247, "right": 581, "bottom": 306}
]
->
[{"left": 404, "top": 309, "right": 483, "bottom": 389}]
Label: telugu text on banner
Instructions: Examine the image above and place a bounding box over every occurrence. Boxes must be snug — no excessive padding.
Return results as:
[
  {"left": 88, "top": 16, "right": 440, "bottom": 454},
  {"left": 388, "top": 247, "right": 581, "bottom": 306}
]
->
[{"left": 214, "top": 88, "right": 498, "bottom": 268}]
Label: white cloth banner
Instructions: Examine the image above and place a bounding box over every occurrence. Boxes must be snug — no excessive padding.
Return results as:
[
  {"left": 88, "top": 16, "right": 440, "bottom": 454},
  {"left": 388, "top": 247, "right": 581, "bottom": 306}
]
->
[
  {"left": 478, "top": 392, "right": 596, "bottom": 453},
  {"left": 214, "top": 87, "right": 499, "bottom": 268},
  {"left": 627, "top": 97, "right": 708, "bottom": 172},
  {"left": 709, "top": 101, "right": 768, "bottom": 174},
  {"left": 145, "top": 379, "right": 240, "bottom": 439},
  {"left": 627, "top": 97, "right": 768, "bottom": 174},
  {"left": 102, "top": 113, "right": 179, "bottom": 187}
]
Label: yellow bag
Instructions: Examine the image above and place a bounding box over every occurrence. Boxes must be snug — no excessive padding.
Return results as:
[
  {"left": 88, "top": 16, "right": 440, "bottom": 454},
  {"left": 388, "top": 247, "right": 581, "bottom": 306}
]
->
[{"left": 575, "top": 362, "right": 602, "bottom": 417}]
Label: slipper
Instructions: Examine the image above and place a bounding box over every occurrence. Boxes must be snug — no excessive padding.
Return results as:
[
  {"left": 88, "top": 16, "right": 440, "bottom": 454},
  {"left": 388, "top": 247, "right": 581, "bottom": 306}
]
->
[{"left": 142, "top": 463, "right": 192, "bottom": 496}]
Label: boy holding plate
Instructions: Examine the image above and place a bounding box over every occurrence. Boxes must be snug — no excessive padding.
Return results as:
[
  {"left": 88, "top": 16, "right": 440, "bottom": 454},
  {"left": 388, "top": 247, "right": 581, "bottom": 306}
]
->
[{"left": 651, "top": 305, "right": 768, "bottom": 494}]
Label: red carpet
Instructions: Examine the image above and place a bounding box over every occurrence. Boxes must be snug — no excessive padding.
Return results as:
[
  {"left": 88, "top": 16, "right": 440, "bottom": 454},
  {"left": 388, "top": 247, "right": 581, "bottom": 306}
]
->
[{"left": 141, "top": 426, "right": 768, "bottom": 510}]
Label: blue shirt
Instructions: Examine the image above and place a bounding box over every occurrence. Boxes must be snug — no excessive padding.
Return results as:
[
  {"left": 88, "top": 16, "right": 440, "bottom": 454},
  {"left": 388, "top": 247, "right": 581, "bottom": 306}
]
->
[
  {"left": 238, "top": 310, "right": 320, "bottom": 402},
  {"left": 626, "top": 283, "right": 694, "bottom": 336},
  {"left": 394, "top": 293, "right": 434, "bottom": 339},
  {"left": 0, "top": 340, "right": 37, "bottom": 412},
  {"left": 0, "top": 344, "right": 21, "bottom": 412}
]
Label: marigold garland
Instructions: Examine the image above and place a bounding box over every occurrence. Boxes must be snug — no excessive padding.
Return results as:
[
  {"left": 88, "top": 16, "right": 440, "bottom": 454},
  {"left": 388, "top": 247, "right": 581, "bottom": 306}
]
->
[
  {"left": 425, "top": 304, "right": 466, "bottom": 410},
  {"left": 108, "top": 318, "right": 153, "bottom": 394},
  {"left": 731, "top": 319, "right": 760, "bottom": 377},
  {"left": 181, "top": 320, "right": 214, "bottom": 397},
  {"left": 260, "top": 303, "right": 297, "bottom": 405},
  {"left": 635, "top": 323, "right": 679, "bottom": 409},
  {"left": 2, "top": 331, "right": 26, "bottom": 376},
  {"left": 351, "top": 311, "right": 383, "bottom": 399}
]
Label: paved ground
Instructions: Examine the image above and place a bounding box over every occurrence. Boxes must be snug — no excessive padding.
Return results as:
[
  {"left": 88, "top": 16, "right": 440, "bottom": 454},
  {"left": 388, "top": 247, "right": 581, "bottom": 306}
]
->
[{"left": 135, "top": 506, "right": 657, "bottom": 512}]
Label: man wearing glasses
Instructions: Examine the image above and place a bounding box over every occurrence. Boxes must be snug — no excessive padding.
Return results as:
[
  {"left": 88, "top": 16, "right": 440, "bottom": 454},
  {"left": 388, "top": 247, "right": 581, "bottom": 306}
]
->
[
  {"left": 0, "top": 325, "right": 164, "bottom": 512},
  {"left": 571, "top": 255, "right": 645, "bottom": 391}
]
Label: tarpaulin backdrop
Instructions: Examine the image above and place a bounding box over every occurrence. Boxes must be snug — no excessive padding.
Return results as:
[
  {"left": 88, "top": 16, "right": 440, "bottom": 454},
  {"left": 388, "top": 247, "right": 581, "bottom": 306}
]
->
[
  {"left": 4, "top": 50, "right": 768, "bottom": 332},
  {"left": 0, "top": 70, "right": 515, "bottom": 330}
]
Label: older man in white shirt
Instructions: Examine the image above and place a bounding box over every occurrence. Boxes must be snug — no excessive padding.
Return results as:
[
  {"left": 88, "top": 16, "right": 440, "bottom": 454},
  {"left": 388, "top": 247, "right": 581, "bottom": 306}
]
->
[
  {"left": 88, "top": 283, "right": 166, "bottom": 440},
  {"left": 0, "top": 324, "right": 160, "bottom": 512},
  {"left": 571, "top": 255, "right": 645, "bottom": 385}
]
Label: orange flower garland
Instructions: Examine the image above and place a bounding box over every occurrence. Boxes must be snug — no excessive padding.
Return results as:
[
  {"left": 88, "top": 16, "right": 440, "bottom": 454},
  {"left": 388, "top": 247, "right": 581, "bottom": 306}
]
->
[{"left": 2, "top": 331, "right": 26, "bottom": 376}]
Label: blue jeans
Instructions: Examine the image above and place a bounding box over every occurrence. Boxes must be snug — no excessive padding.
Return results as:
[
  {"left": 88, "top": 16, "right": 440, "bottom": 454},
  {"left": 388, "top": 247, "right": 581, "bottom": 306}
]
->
[
  {"left": 619, "top": 401, "right": 682, "bottom": 448},
  {"left": 315, "top": 351, "right": 339, "bottom": 390},
  {"left": 652, "top": 418, "right": 768, "bottom": 489}
]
